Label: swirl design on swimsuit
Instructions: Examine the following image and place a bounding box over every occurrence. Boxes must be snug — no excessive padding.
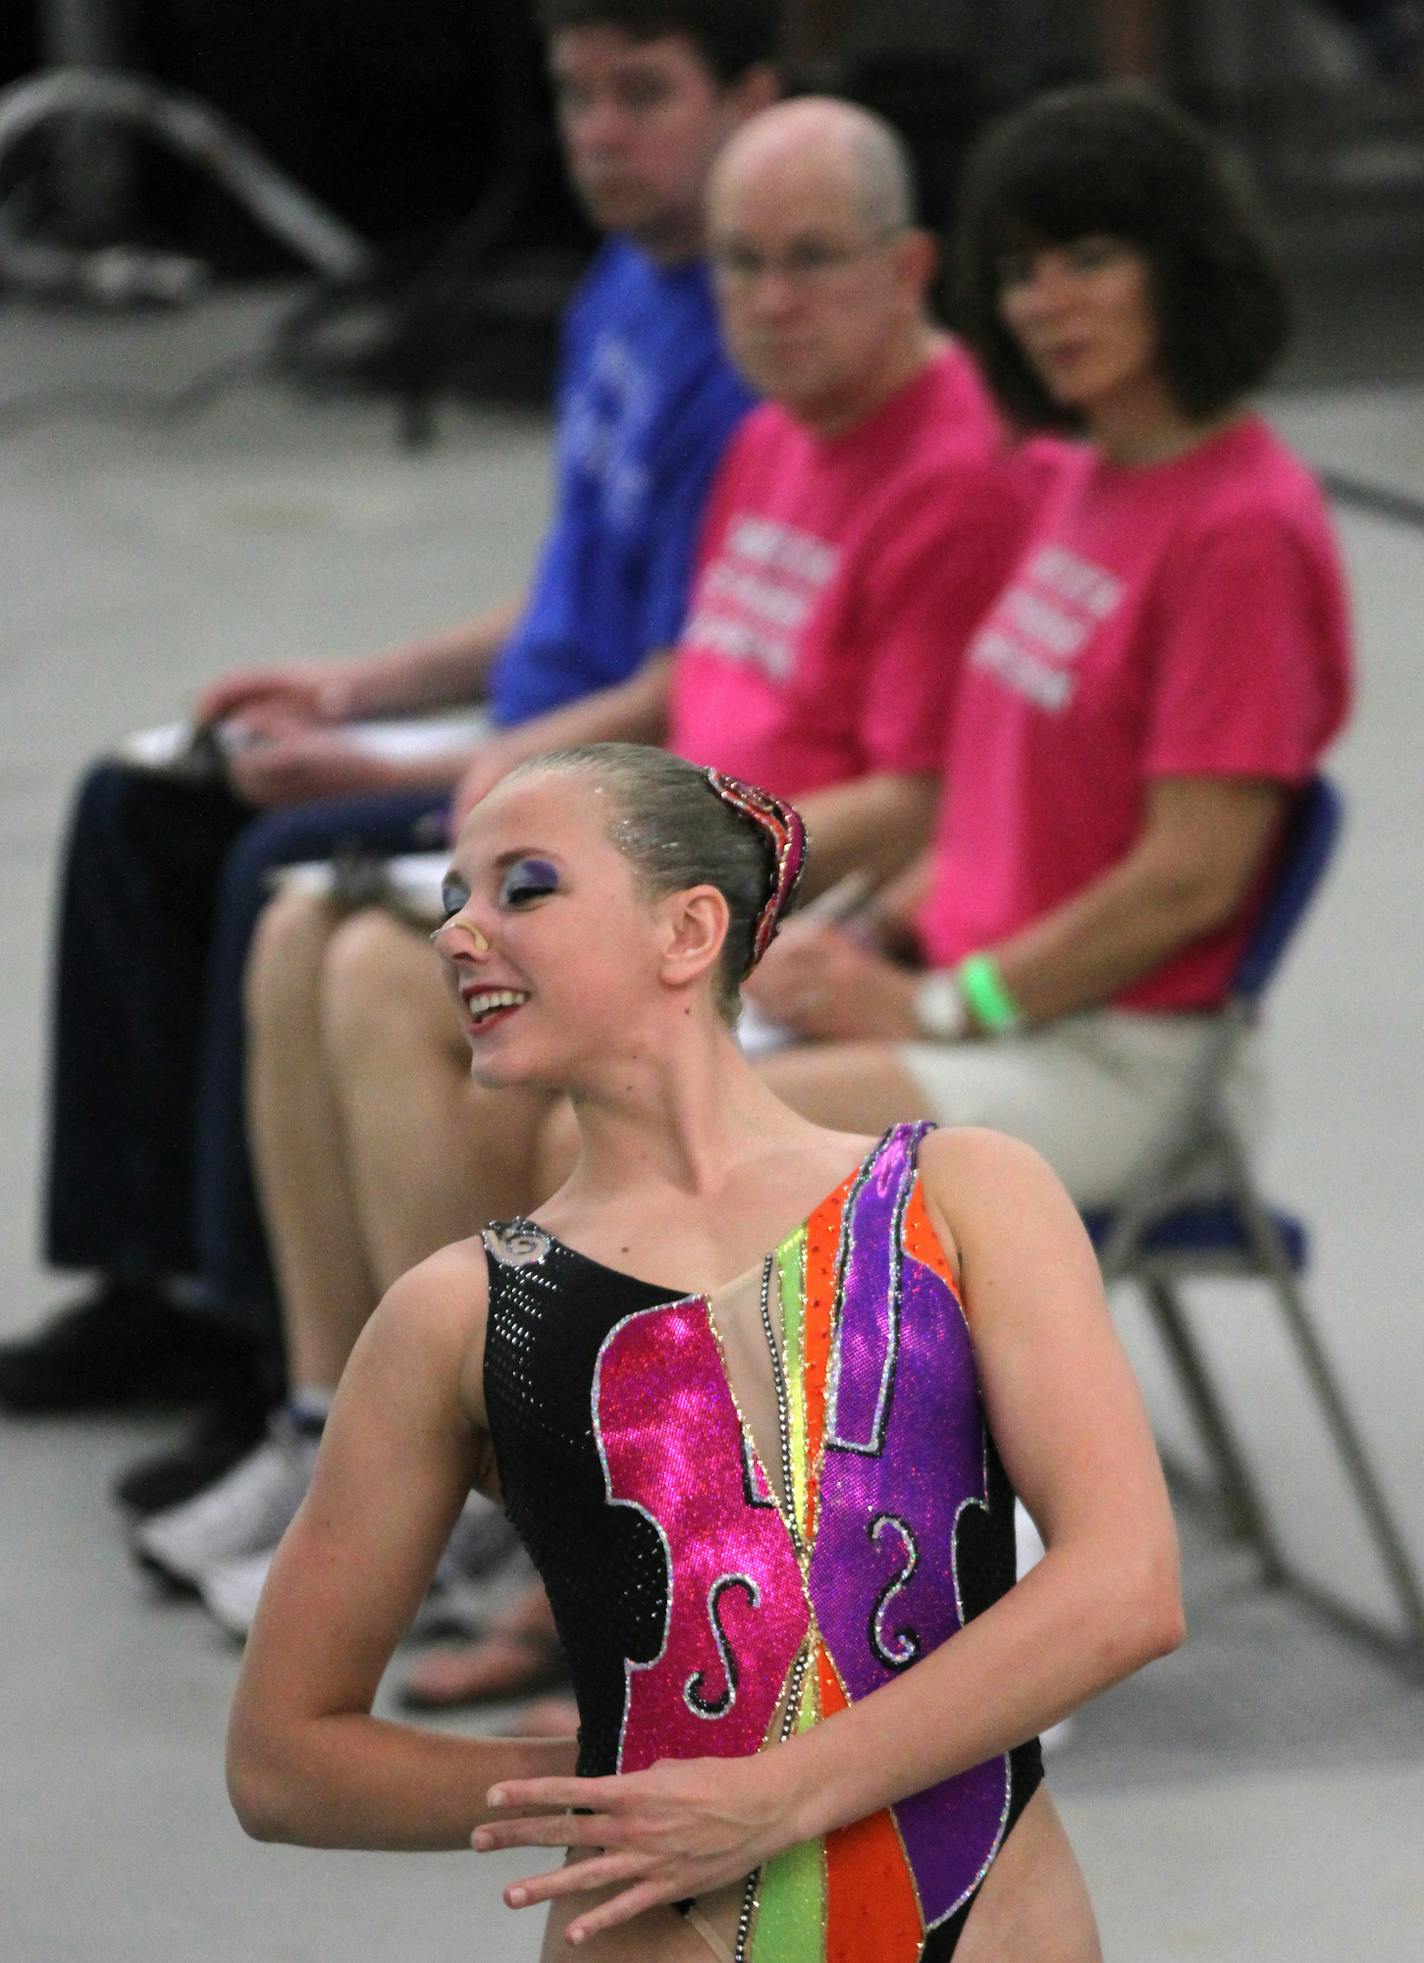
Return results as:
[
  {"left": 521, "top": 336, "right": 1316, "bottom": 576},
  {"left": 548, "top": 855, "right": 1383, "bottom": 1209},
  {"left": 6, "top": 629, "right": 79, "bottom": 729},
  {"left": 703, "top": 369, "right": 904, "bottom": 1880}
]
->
[
  {"left": 867, "top": 1513, "right": 922, "bottom": 1670},
  {"left": 484, "top": 1221, "right": 552, "bottom": 1269},
  {"left": 684, "top": 1574, "right": 760, "bottom": 1719}
]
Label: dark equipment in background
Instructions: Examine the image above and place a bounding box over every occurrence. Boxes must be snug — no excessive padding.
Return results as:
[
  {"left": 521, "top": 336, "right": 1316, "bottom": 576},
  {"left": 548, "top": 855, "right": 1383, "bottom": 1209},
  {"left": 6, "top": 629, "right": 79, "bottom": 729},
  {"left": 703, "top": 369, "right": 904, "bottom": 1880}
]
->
[
  {"left": 265, "top": 0, "right": 597, "bottom": 444},
  {"left": 1, "top": 2, "right": 1038, "bottom": 441},
  {"left": 5, "top": 3, "right": 1422, "bottom": 433},
  {"left": 1, "top": 0, "right": 597, "bottom": 440}
]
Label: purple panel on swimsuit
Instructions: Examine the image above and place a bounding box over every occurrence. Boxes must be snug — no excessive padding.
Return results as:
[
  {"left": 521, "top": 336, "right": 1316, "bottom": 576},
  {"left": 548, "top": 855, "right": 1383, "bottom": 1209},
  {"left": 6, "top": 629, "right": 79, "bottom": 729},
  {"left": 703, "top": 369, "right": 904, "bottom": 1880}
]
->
[
  {"left": 594, "top": 1297, "right": 809, "bottom": 1773},
  {"left": 809, "top": 1128, "right": 1009, "bottom": 1926}
]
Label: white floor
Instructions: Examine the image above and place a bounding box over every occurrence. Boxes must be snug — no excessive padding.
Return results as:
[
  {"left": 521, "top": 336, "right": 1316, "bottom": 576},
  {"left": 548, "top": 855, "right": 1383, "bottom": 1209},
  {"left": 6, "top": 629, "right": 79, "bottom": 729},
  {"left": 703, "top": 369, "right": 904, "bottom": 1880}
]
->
[{"left": 1, "top": 290, "right": 1421, "bottom": 1960}]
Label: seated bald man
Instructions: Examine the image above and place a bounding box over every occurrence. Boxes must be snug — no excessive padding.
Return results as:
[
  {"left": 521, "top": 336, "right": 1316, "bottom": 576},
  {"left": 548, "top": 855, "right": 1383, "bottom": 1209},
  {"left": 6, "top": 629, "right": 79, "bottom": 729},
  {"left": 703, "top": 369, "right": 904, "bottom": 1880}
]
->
[{"left": 135, "top": 95, "right": 1035, "bottom": 1645}]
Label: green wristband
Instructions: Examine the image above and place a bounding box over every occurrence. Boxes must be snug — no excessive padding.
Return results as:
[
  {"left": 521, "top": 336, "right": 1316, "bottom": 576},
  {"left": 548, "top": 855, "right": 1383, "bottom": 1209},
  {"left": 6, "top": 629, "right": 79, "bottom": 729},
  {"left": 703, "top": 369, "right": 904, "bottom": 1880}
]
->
[{"left": 956, "top": 952, "right": 1023, "bottom": 1034}]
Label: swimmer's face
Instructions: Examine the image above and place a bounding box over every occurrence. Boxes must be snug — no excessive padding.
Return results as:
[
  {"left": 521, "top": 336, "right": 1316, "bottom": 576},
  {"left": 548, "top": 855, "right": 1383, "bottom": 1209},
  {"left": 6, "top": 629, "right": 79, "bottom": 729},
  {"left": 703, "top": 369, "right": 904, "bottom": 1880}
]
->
[{"left": 432, "top": 771, "right": 722, "bottom": 1090}]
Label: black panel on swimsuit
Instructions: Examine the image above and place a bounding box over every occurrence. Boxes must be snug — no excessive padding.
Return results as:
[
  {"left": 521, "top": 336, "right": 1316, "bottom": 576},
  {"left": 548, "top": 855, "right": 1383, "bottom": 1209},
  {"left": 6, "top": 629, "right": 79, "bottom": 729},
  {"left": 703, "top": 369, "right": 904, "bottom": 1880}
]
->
[{"left": 482, "top": 1233, "right": 681, "bottom": 1777}]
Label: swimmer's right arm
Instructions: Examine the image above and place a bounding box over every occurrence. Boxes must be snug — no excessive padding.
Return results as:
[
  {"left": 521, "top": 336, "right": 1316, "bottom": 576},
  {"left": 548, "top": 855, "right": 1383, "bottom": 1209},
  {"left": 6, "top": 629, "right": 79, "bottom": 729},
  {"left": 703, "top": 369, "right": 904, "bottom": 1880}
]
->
[{"left": 226, "top": 1244, "right": 574, "bottom": 1850}]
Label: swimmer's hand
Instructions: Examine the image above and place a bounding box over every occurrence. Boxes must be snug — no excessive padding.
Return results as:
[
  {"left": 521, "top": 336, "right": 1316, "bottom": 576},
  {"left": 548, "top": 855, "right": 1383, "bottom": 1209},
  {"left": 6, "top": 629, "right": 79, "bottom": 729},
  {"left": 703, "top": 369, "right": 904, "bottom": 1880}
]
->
[{"left": 471, "top": 1754, "right": 800, "bottom": 1944}]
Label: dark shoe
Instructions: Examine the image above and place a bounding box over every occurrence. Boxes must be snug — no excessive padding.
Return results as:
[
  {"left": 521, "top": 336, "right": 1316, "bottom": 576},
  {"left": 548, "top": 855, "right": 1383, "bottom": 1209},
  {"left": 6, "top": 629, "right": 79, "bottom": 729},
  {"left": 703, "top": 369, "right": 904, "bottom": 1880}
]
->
[
  {"left": 0, "top": 1281, "right": 255, "bottom": 1415},
  {"left": 113, "top": 1395, "right": 271, "bottom": 1515}
]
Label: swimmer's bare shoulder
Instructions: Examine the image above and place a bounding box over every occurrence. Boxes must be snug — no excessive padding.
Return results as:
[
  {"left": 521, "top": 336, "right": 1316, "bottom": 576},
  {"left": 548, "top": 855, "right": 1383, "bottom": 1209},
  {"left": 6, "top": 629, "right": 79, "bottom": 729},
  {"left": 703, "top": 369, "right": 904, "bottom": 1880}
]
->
[
  {"left": 914, "top": 1125, "right": 1090, "bottom": 1290},
  {"left": 338, "top": 1232, "right": 499, "bottom": 1495},
  {"left": 420, "top": 1232, "right": 497, "bottom": 1428}
]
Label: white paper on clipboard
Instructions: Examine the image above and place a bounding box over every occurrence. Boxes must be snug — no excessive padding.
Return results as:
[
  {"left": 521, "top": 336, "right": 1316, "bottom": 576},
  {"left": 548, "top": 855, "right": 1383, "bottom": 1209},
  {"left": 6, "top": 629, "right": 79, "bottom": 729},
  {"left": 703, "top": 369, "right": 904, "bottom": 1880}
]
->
[{"left": 116, "top": 710, "right": 491, "bottom": 778}]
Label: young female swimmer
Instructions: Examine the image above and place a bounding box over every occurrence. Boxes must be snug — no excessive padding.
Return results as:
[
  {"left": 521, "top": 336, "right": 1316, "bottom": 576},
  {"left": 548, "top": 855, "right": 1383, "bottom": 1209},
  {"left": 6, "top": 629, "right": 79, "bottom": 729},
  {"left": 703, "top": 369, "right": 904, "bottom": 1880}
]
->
[{"left": 227, "top": 743, "right": 1183, "bottom": 1962}]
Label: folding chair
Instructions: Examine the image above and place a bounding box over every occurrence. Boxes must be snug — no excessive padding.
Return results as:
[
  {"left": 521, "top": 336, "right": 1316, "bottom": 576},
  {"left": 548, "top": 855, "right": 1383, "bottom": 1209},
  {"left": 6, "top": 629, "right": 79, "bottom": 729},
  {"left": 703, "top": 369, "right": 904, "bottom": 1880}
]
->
[{"left": 1083, "top": 777, "right": 1424, "bottom": 1669}]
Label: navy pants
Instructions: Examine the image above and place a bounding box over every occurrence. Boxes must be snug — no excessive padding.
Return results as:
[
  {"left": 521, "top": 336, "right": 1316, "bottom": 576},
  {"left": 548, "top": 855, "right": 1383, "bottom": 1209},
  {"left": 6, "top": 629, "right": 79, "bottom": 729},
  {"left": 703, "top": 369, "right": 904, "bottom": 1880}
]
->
[{"left": 44, "top": 762, "right": 446, "bottom": 1341}]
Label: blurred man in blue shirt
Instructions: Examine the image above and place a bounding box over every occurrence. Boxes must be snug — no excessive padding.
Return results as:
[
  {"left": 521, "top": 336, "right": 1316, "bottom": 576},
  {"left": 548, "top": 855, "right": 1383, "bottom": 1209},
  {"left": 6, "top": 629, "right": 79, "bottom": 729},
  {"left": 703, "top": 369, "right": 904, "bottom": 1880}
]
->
[{"left": 9, "top": 2, "right": 780, "bottom": 1482}]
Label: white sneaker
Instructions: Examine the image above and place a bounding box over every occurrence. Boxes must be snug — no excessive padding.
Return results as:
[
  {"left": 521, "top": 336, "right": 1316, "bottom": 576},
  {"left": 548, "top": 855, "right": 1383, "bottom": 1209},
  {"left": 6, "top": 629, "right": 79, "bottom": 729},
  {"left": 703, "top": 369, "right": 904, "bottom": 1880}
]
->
[
  {"left": 200, "top": 1508, "right": 529, "bottom": 1645},
  {"left": 133, "top": 1410, "right": 317, "bottom": 1588},
  {"left": 200, "top": 1546, "right": 276, "bottom": 1639}
]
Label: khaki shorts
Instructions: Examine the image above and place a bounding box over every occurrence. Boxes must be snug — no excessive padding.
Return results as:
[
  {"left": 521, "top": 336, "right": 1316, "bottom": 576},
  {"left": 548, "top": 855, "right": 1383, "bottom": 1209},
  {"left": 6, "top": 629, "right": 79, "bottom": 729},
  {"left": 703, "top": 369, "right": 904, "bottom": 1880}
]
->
[{"left": 896, "top": 1010, "right": 1264, "bottom": 1208}]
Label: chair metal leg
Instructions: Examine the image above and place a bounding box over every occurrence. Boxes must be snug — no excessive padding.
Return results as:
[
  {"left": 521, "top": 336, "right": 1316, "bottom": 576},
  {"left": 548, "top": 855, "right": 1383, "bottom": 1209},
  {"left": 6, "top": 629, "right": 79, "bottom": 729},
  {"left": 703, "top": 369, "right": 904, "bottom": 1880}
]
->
[
  {"left": 1234, "top": 1183, "right": 1424, "bottom": 1649},
  {"left": 1141, "top": 1278, "right": 1287, "bottom": 1584}
]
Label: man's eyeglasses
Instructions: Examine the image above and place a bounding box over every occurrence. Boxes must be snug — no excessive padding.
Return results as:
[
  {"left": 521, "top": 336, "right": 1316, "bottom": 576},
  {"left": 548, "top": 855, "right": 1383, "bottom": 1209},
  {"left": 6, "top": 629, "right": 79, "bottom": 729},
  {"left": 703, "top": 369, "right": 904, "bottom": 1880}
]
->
[{"left": 711, "top": 232, "right": 901, "bottom": 291}]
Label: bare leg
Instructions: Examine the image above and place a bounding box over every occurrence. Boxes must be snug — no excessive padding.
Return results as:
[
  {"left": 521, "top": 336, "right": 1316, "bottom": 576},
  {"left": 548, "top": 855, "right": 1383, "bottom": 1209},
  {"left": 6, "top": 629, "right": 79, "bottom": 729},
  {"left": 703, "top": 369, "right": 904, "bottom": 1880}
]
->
[
  {"left": 246, "top": 889, "right": 376, "bottom": 1391},
  {"left": 756, "top": 1040, "right": 935, "bottom": 1131},
  {"left": 319, "top": 912, "right": 559, "bottom": 1289},
  {"left": 401, "top": 1578, "right": 568, "bottom": 1709}
]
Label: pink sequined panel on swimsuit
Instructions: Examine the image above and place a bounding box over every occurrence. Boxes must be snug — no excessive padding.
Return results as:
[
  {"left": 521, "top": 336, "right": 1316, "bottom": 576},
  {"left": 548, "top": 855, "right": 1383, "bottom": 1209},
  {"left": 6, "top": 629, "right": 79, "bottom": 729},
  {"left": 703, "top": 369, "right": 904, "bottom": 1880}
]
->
[{"left": 593, "top": 1296, "right": 810, "bottom": 1771}]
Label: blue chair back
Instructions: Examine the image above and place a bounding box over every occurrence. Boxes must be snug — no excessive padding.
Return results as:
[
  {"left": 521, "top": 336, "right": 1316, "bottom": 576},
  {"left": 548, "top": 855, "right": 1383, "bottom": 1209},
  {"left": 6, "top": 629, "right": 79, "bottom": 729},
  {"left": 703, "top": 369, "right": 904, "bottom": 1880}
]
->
[{"left": 1232, "top": 777, "right": 1343, "bottom": 1004}]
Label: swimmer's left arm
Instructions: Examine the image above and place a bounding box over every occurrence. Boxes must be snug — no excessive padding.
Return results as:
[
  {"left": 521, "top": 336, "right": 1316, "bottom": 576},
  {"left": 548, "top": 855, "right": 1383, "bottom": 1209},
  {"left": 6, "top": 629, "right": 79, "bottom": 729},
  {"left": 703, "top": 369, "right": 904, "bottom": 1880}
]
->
[{"left": 473, "top": 1128, "right": 1183, "bottom": 1941}]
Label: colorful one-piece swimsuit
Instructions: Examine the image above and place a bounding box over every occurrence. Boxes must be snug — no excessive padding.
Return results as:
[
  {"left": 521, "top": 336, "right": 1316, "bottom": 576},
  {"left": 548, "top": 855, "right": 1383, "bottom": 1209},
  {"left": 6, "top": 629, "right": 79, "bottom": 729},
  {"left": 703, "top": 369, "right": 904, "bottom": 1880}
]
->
[{"left": 481, "top": 1122, "right": 1043, "bottom": 1962}]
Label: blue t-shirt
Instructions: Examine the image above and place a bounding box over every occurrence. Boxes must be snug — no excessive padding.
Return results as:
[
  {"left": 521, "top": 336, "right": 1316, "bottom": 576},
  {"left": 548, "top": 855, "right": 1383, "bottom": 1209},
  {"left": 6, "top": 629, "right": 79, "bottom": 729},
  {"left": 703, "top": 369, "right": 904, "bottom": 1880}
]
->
[{"left": 487, "top": 239, "right": 755, "bottom": 727}]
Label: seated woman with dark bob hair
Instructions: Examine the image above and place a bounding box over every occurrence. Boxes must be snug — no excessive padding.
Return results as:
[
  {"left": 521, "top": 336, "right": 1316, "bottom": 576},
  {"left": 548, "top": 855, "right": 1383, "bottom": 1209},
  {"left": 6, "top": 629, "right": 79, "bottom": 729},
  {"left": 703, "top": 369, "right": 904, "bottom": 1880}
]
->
[{"left": 750, "top": 82, "right": 1353, "bottom": 1200}]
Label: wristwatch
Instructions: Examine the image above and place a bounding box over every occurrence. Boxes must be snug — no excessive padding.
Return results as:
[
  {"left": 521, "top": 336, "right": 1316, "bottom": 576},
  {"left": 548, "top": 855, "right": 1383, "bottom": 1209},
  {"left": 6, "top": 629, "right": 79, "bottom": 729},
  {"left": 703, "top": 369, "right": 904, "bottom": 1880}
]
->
[{"left": 911, "top": 970, "right": 970, "bottom": 1042}]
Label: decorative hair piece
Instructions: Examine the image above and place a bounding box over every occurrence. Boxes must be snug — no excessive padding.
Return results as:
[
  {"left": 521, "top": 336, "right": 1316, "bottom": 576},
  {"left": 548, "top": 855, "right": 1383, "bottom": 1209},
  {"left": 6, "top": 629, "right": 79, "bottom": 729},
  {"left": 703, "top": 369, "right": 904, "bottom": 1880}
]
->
[{"left": 704, "top": 768, "right": 808, "bottom": 974}]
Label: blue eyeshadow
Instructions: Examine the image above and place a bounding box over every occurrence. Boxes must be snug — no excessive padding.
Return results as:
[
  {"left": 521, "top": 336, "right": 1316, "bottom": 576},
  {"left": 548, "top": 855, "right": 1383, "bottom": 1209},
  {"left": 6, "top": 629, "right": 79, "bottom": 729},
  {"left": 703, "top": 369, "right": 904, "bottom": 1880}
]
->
[
  {"left": 440, "top": 872, "right": 471, "bottom": 920},
  {"left": 499, "top": 857, "right": 561, "bottom": 906}
]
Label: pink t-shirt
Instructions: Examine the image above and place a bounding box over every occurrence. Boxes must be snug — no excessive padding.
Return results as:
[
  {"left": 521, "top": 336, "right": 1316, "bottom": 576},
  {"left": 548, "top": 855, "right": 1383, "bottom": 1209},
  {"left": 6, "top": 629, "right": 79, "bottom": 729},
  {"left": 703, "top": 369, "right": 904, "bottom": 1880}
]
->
[
  {"left": 918, "top": 416, "right": 1354, "bottom": 1012},
  {"left": 669, "top": 345, "right": 1028, "bottom": 799}
]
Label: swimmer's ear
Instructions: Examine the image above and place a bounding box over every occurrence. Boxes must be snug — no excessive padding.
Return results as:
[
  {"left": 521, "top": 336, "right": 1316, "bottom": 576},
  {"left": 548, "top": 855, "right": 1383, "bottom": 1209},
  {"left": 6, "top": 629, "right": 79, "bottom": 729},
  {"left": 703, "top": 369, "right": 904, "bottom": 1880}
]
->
[{"left": 654, "top": 884, "right": 731, "bottom": 997}]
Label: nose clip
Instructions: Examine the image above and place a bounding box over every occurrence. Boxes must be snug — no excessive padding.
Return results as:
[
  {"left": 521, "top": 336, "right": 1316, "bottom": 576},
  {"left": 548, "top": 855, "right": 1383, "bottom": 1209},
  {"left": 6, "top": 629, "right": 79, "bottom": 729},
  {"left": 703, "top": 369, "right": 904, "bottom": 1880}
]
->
[{"left": 431, "top": 922, "right": 491, "bottom": 955}]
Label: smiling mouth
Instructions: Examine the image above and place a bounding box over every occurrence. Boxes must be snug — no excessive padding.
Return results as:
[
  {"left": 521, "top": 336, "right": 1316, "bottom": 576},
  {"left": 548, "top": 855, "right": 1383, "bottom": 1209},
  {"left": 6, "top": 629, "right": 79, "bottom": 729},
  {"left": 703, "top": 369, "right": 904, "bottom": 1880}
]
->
[{"left": 463, "top": 988, "right": 531, "bottom": 1034}]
